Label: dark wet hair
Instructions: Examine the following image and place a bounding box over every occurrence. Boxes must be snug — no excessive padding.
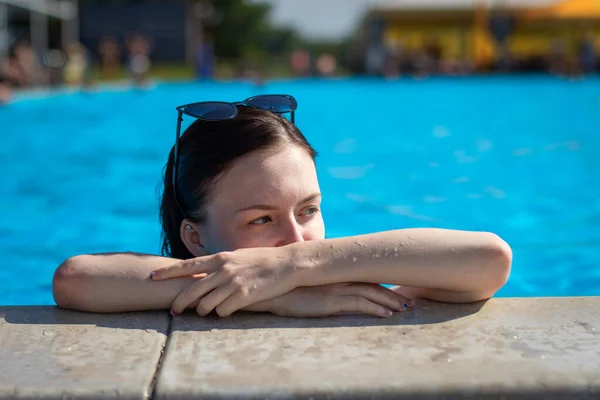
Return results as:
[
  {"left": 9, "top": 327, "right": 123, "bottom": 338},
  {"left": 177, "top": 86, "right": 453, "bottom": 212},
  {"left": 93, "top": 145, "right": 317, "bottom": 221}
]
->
[{"left": 160, "top": 106, "right": 318, "bottom": 259}]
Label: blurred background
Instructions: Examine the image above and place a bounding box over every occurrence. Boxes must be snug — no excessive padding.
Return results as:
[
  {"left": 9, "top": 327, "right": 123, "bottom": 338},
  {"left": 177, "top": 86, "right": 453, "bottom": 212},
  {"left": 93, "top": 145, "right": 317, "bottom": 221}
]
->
[
  {"left": 0, "top": 0, "right": 599, "bottom": 304},
  {"left": 1, "top": 0, "right": 599, "bottom": 91}
]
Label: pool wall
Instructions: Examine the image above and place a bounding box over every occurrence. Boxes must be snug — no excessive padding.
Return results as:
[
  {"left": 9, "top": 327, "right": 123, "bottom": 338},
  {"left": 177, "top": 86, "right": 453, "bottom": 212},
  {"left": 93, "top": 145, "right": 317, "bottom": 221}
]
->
[{"left": 1, "top": 297, "right": 598, "bottom": 399}]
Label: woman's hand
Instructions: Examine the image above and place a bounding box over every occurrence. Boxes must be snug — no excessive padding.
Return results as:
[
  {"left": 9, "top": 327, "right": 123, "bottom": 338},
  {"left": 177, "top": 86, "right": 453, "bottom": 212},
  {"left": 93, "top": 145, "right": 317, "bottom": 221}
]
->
[
  {"left": 246, "top": 283, "right": 413, "bottom": 318},
  {"left": 150, "top": 248, "right": 300, "bottom": 317}
]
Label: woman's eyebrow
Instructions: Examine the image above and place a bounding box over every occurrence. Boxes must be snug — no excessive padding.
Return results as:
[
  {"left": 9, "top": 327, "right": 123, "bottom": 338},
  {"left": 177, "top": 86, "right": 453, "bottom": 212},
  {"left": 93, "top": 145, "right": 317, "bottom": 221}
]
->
[
  {"left": 298, "top": 193, "right": 322, "bottom": 205},
  {"left": 236, "top": 204, "right": 277, "bottom": 212},
  {"left": 236, "top": 193, "right": 322, "bottom": 213}
]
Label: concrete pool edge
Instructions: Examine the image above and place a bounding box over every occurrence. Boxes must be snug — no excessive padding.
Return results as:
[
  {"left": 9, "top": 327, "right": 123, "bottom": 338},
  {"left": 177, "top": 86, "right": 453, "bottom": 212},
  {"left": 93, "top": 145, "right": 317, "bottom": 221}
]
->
[{"left": 1, "top": 297, "right": 599, "bottom": 399}]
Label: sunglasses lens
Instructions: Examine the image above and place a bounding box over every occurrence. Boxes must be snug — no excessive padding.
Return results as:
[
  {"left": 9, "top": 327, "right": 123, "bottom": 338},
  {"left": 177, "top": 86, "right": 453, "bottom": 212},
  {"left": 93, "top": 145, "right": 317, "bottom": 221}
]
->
[
  {"left": 247, "top": 95, "right": 297, "bottom": 113},
  {"left": 184, "top": 102, "right": 236, "bottom": 120}
]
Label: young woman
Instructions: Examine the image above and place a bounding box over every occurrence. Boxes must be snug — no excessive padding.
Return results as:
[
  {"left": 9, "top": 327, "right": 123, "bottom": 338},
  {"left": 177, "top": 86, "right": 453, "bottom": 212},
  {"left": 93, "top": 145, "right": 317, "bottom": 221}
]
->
[{"left": 52, "top": 95, "right": 512, "bottom": 318}]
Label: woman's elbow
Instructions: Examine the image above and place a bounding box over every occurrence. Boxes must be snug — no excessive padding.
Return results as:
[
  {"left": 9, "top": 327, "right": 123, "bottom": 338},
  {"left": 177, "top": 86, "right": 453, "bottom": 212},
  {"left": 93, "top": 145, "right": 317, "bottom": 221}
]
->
[
  {"left": 52, "top": 255, "right": 90, "bottom": 311},
  {"left": 480, "top": 233, "right": 513, "bottom": 298}
]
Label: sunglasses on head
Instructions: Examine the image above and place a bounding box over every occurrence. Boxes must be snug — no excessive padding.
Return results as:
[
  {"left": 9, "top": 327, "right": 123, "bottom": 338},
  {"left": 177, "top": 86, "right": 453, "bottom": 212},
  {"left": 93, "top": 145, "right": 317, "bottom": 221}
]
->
[{"left": 172, "top": 94, "right": 298, "bottom": 218}]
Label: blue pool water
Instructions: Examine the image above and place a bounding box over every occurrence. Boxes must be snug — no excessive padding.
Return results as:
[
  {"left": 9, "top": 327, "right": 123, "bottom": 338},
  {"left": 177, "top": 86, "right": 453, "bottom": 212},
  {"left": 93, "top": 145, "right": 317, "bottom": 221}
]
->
[{"left": 1, "top": 76, "right": 599, "bottom": 305}]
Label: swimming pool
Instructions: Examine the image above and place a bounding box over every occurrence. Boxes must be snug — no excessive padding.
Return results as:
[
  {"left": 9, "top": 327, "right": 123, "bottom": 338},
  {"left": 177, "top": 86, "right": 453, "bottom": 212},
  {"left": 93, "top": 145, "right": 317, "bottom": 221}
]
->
[{"left": 1, "top": 76, "right": 599, "bottom": 305}]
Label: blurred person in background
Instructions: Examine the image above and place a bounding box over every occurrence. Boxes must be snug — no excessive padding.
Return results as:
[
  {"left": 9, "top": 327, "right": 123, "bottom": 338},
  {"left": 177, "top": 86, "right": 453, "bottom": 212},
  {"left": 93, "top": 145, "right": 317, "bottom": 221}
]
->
[
  {"left": 98, "top": 37, "right": 122, "bottom": 80},
  {"left": 365, "top": 44, "right": 386, "bottom": 76},
  {"left": 196, "top": 34, "right": 215, "bottom": 81},
  {"left": 424, "top": 38, "right": 443, "bottom": 73},
  {"left": 489, "top": 2, "right": 515, "bottom": 73},
  {"left": 315, "top": 54, "right": 337, "bottom": 77},
  {"left": 8, "top": 40, "right": 45, "bottom": 88},
  {"left": 382, "top": 50, "right": 400, "bottom": 79},
  {"left": 43, "top": 48, "right": 68, "bottom": 87},
  {"left": 578, "top": 31, "right": 597, "bottom": 75},
  {"left": 64, "top": 42, "right": 91, "bottom": 87},
  {"left": 126, "top": 33, "right": 152, "bottom": 86},
  {"left": 0, "top": 56, "right": 20, "bottom": 87},
  {"left": 290, "top": 49, "right": 311, "bottom": 77},
  {"left": 0, "top": 76, "right": 11, "bottom": 105}
]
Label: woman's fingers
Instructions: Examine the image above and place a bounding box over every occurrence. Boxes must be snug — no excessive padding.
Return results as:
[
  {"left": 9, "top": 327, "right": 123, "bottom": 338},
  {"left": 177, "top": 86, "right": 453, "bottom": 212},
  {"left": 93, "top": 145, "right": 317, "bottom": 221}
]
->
[
  {"left": 331, "top": 296, "right": 394, "bottom": 318},
  {"left": 367, "top": 283, "right": 413, "bottom": 308},
  {"left": 195, "top": 286, "right": 234, "bottom": 317},
  {"left": 170, "top": 273, "right": 223, "bottom": 315},
  {"left": 340, "top": 284, "right": 412, "bottom": 312},
  {"left": 213, "top": 291, "right": 247, "bottom": 318},
  {"left": 150, "top": 254, "right": 221, "bottom": 280}
]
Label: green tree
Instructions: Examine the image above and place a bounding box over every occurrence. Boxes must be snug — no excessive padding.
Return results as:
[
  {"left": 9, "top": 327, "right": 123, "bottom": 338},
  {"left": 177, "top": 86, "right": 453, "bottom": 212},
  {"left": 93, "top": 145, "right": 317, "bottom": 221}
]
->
[{"left": 202, "top": 0, "right": 301, "bottom": 63}]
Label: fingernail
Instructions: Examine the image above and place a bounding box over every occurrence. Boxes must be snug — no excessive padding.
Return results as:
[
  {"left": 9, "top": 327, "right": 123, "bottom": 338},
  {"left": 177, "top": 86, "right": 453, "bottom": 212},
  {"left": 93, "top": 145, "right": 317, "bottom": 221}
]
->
[
  {"left": 383, "top": 309, "right": 393, "bottom": 317},
  {"left": 403, "top": 303, "right": 409, "bottom": 309},
  {"left": 149, "top": 272, "right": 155, "bottom": 279},
  {"left": 170, "top": 309, "right": 178, "bottom": 317}
]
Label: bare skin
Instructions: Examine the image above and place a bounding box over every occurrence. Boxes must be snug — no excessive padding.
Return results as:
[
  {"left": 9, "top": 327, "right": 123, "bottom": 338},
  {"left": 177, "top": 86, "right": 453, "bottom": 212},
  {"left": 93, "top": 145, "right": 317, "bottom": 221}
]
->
[
  {"left": 53, "top": 252, "right": 411, "bottom": 317},
  {"left": 53, "top": 146, "right": 512, "bottom": 317}
]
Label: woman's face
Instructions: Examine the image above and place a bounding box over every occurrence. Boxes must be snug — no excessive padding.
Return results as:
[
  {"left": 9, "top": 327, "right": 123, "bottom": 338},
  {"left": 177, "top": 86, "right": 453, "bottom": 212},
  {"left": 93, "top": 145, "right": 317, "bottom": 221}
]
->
[{"left": 187, "top": 145, "right": 325, "bottom": 255}]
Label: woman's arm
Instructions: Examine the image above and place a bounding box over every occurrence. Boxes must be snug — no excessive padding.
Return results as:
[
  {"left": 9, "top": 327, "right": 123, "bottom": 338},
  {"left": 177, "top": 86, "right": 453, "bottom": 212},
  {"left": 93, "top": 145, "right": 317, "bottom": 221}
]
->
[
  {"left": 52, "top": 252, "right": 200, "bottom": 312},
  {"left": 290, "top": 228, "right": 512, "bottom": 303},
  {"left": 151, "top": 228, "right": 512, "bottom": 316},
  {"left": 52, "top": 252, "right": 413, "bottom": 317},
  {"left": 54, "top": 252, "right": 294, "bottom": 313}
]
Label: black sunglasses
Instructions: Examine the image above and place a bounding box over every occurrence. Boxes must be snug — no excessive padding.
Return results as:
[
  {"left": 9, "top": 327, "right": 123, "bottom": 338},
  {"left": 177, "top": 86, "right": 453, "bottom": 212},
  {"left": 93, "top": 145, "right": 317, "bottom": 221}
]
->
[{"left": 172, "top": 94, "right": 298, "bottom": 218}]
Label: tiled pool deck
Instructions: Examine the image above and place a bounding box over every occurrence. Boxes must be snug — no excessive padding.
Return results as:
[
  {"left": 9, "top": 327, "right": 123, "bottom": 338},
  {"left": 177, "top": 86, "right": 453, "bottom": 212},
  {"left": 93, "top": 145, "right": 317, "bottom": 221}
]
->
[{"left": 1, "top": 297, "right": 598, "bottom": 399}]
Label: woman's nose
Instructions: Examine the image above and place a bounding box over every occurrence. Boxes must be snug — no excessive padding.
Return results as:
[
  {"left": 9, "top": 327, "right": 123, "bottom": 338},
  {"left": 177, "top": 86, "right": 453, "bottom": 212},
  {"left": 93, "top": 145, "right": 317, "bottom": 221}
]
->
[{"left": 275, "top": 219, "right": 305, "bottom": 247}]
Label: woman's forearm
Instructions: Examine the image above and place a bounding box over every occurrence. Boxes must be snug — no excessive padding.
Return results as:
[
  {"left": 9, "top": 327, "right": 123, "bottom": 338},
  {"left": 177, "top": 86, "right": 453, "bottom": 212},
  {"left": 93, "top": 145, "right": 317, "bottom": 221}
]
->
[
  {"left": 52, "top": 252, "right": 197, "bottom": 312},
  {"left": 53, "top": 252, "right": 280, "bottom": 313},
  {"left": 289, "top": 228, "right": 512, "bottom": 301}
]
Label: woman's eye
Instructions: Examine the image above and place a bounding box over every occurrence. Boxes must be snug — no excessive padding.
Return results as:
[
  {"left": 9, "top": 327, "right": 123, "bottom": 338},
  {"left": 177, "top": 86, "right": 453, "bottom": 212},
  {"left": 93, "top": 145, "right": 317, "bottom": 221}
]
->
[
  {"left": 302, "top": 206, "right": 319, "bottom": 216},
  {"left": 249, "top": 216, "right": 272, "bottom": 225}
]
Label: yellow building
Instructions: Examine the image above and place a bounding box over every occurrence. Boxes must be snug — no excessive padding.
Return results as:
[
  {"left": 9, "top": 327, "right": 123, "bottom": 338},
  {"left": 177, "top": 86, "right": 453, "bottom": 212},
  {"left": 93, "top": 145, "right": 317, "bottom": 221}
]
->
[
  {"left": 363, "top": 0, "right": 600, "bottom": 70},
  {"left": 515, "top": 0, "right": 600, "bottom": 59}
]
